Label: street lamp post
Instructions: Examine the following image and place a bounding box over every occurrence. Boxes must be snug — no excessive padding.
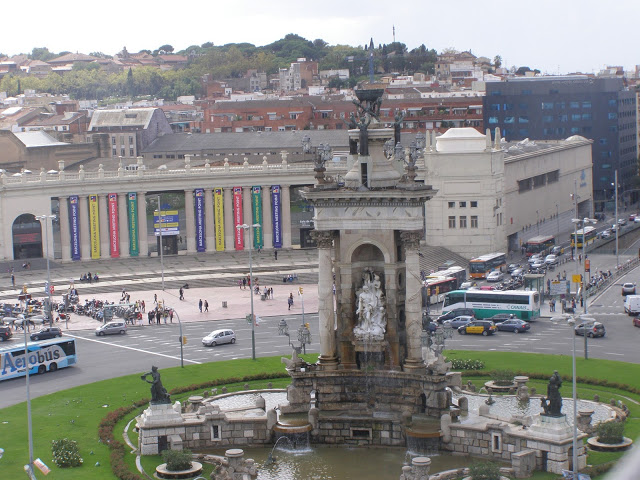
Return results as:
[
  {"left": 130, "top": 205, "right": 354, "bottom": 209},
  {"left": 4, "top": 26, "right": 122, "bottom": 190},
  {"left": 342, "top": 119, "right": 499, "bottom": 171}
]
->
[
  {"left": 170, "top": 308, "right": 184, "bottom": 368},
  {"left": 35, "top": 214, "right": 56, "bottom": 326},
  {"left": 573, "top": 217, "right": 597, "bottom": 361},
  {"left": 237, "top": 223, "right": 260, "bottom": 360},
  {"left": 614, "top": 170, "right": 619, "bottom": 268},
  {"left": 155, "top": 195, "right": 165, "bottom": 291}
]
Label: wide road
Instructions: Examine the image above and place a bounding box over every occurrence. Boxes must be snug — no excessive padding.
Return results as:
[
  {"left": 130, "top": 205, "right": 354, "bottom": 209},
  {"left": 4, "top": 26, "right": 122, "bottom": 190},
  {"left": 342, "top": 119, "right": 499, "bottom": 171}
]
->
[{"left": 0, "top": 313, "right": 319, "bottom": 409}]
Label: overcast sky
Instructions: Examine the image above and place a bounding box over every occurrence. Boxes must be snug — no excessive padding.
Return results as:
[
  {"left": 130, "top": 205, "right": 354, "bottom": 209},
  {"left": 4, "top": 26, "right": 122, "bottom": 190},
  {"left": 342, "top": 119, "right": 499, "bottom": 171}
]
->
[{"left": 3, "top": 0, "right": 638, "bottom": 75}]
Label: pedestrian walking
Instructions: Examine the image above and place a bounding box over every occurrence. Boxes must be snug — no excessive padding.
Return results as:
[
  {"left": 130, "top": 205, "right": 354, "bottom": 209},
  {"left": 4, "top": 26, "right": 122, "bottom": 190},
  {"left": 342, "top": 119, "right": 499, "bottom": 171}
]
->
[
  {"left": 169, "top": 309, "right": 174, "bottom": 323},
  {"left": 141, "top": 300, "right": 145, "bottom": 312},
  {"left": 148, "top": 310, "right": 154, "bottom": 325},
  {"left": 204, "top": 300, "right": 208, "bottom": 312},
  {"left": 239, "top": 279, "right": 242, "bottom": 289},
  {"left": 154, "top": 294, "right": 158, "bottom": 304},
  {"left": 242, "top": 278, "right": 247, "bottom": 289},
  {"left": 179, "top": 287, "right": 184, "bottom": 300},
  {"left": 198, "top": 299, "right": 203, "bottom": 312},
  {"left": 288, "top": 293, "right": 294, "bottom": 310},
  {"left": 155, "top": 309, "right": 161, "bottom": 324},
  {"left": 11, "top": 273, "right": 15, "bottom": 287},
  {"left": 274, "top": 249, "right": 278, "bottom": 260}
]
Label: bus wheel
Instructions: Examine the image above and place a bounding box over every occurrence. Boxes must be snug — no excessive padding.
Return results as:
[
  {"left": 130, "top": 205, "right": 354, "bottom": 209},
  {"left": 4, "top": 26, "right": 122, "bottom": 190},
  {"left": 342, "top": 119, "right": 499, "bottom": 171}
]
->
[
  {"left": 482, "top": 330, "right": 488, "bottom": 336},
  {"left": 49, "top": 363, "right": 58, "bottom": 372},
  {"left": 38, "top": 365, "right": 46, "bottom": 374}
]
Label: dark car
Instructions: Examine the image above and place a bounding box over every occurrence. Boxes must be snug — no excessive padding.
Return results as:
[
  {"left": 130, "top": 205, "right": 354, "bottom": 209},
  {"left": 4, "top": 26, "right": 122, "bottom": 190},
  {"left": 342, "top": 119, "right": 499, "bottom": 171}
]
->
[
  {"left": 487, "top": 313, "right": 516, "bottom": 323},
  {"left": 437, "top": 308, "right": 475, "bottom": 324},
  {"left": 507, "top": 263, "right": 520, "bottom": 273},
  {"left": 458, "top": 320, "right": 497, "bottom": 336},
  {"left": 0, "top": 325, "right": 12, "bottom": 341},
  {"left": 574, "top": 322, "right": 605, "bottom": 338},
  {"left": 443, "top": 315, "right": 474, "bottom": 329},
  {"left": 30, "top": 327, "right": 62, "bottom": 341},
  {"left": 495, "top": 318, "right": 531, "bottom": 333}
]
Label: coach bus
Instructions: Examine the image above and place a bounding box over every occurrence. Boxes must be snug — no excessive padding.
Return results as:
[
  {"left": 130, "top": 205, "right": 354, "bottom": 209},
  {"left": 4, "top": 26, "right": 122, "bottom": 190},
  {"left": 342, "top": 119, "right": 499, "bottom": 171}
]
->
[
  {"left": 442, "top": 289, "right": 541, "bottom": 321},
  {"left": 468, "top": 253, "right": 507, "bottom": 279},
  {"left": 432, "top": 266, "right": 466, "bottom": 288},
  {"left": 523, "top": 235, "right": 555, "bottom": 257},
  {"left": 570, "top": 226, "right": 597, "bottom": 249},
  {"left": 422, "top": 276, "right": 458, "bottom": 307},
  {"left": 0, "top": 337, "right": 77, "bottom": 381}
]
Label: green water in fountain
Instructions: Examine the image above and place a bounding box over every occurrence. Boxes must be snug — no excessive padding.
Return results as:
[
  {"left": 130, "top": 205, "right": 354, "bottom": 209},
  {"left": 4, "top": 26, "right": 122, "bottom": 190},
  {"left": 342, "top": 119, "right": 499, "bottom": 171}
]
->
[{"left": 201, "top": 447, "right": 481, "bottom": 479}]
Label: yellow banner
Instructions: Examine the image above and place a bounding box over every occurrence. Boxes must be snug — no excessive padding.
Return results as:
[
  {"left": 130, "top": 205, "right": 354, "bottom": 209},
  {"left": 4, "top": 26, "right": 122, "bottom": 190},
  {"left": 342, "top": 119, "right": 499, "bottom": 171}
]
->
[
  {"left": 214, "top": 188, "right": 225, "bottom": 251},
  {"left": 89, "top": 195, "right": 100, "bottom": 259},
  {"left": 572, "top": 274, "right": 581, "bottom": 283}
]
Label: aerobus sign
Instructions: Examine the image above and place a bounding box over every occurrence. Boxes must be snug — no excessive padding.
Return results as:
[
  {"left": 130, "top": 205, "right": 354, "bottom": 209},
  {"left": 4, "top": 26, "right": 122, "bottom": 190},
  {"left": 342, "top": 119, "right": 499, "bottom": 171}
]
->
[{"left": 1, "top": 344, "right": 65, "bottom": 379}]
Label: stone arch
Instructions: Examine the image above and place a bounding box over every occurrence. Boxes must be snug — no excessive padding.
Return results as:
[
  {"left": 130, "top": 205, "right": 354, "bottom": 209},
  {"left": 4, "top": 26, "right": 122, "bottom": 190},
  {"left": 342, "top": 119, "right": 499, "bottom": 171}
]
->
[
  {"left": 345, "top": 238, "right": 391, "bottom": 265},
  {"left": 12, "top": 213, "right": 43, "bottom": 260}
]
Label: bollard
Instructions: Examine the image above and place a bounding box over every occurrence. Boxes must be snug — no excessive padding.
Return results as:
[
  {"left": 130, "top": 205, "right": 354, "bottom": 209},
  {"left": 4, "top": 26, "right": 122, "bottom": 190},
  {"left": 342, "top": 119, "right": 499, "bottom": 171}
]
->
[{"left": 222, "top": 301, "right": 227, "bottom": 308}]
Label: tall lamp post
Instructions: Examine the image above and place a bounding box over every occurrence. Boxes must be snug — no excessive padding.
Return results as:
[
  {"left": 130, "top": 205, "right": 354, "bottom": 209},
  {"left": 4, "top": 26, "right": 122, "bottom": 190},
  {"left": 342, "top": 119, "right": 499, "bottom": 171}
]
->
[
  {"left": 237, "top": 223, "right": 260, "bottom": 361},
  {"left": 573, "top": 217, "right": 597, "bottom": 360},
  {"left": 155, "top": 195, "right": 165, "bottom": 291},
  {"left": 169, "top": 308, "right": 185, "bottom": 368},
  {"left": 613, "top": 171, "right": 619, "bottom": 268},
  {"left": 35, "top": 214, "right": 56, "bottom": 325},
  {"left": 19, "top": 314, "right": 36, "bottom": 479}
]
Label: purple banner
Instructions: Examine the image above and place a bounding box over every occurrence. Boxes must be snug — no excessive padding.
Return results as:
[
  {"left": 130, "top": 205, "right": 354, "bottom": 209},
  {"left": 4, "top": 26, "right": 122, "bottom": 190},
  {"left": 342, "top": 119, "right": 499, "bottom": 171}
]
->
[
  {"left": 194, "top": 189, "right": 205, "bottom": 252},
  {"left": 69, "top": 195, "right": 81, "bottom": 260},
  {"left": 272, "top": 185, "right": 282, "bottom": 248}
]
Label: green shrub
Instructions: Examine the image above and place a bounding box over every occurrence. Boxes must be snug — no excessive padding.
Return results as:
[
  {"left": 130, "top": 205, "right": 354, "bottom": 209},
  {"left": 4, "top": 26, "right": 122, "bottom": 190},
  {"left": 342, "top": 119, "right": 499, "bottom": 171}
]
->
[
  {"left": 51, "top": 438, "right": 83, "bottom": 468},
  {"left": 450, "top": 358, "right": 485, "bottom": 370},
  {"left": 596, "top": 421, "right": 625, "bottom": 444},
  {"left": 162, "top": 449, "right": 193, "bottom": 471},
  {"left": 490, "top": 369, "right": 515, "bottom": 386},
  {"left": 469, "top": 461, "right": 501, "bottom": 480}
]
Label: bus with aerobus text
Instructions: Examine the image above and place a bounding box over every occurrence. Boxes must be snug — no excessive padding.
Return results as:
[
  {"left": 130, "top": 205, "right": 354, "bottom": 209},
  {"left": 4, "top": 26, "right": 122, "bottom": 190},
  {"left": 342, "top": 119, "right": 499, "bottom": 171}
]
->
[
  {"left": 442, "top": 289, "right": 541, "bottom": 321},
  {"left": 469, "top": 253, "right": 507, "bottom": 279},
  {"left": 0, "top": 337, "right": 77, "bottom": 381},
  {"left": 523, "top": 235, "right": 555, "bottom": 257},
  {"left": 570, "top": 226, "right": 597, "bottom": 249}
]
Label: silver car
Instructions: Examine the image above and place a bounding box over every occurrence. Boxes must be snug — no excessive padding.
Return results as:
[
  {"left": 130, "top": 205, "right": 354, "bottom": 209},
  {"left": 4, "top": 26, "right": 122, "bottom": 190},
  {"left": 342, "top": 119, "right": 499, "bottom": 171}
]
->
[
  {"left": 202, "top": 329, "right": 236, "bottom": 347},
  {"left": 96, "top": 321, "right": 127, "bottom": 336}
]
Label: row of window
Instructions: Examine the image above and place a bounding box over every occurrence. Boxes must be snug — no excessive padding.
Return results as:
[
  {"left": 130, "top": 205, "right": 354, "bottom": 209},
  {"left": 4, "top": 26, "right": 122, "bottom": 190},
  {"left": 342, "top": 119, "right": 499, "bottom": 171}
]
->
[
  {"left": 112, "top": 148, "right": 135, "bottom": 157},
  {"left": 447, "top": 201, "right": 478, "bottom": 208},
  {"left": 111, "top": 135, "right": 135, "bottom": 145},
  {"left": 518, "top": 170, "right": 559, "bottom": 193},
  {"left": 448, "top": 216, "right": 478, "bottom": 228}
]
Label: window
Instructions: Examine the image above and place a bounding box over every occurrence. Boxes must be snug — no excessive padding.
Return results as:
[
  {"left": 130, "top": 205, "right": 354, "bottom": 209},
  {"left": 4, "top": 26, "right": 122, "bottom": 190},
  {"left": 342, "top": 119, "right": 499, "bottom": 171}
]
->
[
  {"left": 471, "top": 216, "right": 478, "bottom": 228},
  {"left": 459, "top": 202, "right": 466, "bottom": 208},
  {"left": 609, "top": 125, "right": 618, "bottom": 132},
  {"left": 542, "top": 102, "right": 554, "bottom": 110},
  {"left": 488, "top": 116, "right": 498, "bottom": 124},
  {"left": 490, "top": 90, "right": 502, "bottom": 96},
  {"left": 519, "top": 129, "right": 529, "bottom": 136},
  {"left": 459, "top": 216, "right": 467, "bottom": 228},
  {"left": 543, "top": 115, "right": 553, "bottom": 123},
  {"left": 518, "top": 103, "right": 528, "bottom": 110},
  {"left": 571, "top": 127, "right": 580, "bottom": 134},
  {"left": 599, "top": 138, "right": 608, "bottom": 145},
  {"left": 490, "top": 103, "right": 501, "bottom": 111},
  {"left": 555, "top": 102, "right": 565, "bottom": 109},
  {"left": 571, "top": 114, "right": 581, "bottom": 121},
  {"left": 608, "top": 113, "right": 617, "bottom": 120},
  {"left": 503, "top": 103, "right": 513, "bottom": 111},
  {"left": 608, "top": 99, "right": 617, "bottom": 107},
  {"left": 556, "top": 127, "right": 566, "bottom": 135},
  {"left": 504, "top": 116, "right": 515, "bottom": 124},
  {"left": 518, "top": 178, "right": 532, "bottom": 192},
  {"left": 129, "top": 136, "right": 134, "bottom": 145},
  {"left": 549, "top": 89, "right": 559, "bottom": 94},
  {"left": 448, "top": 202, "right": 455, "bottom": 208},
  {"left": 582, "top": 113, "right": 592, "bottom": 121},
  {"left": 120, "top": 147, "right": 125, "bottom": 157},
  {"left": 518, "top": 116, "right": 529, "bottom": 124},
  {"left": 582, "top": 101, "right": 591, "bottom": 108},
  {"left": 558, "top": 114, "right": 567, "bottom": 122},
  {"left": 471, "top": 201, "right": 478, "bottom": 208},
  {"left": 112, "top": 148, "right": 117, "bottom": 157},
  {"left": 111, "top": 137, "right": 116, "bottom": 145},
  {"left": 448, "top": 216, "right": 456, "bottom": 229},
  {"left": 129, "top": 148, "right": 134, "bottom": 157},
  {"left": 570, "top": 101, "right": 580, "bottom": 108},
  {"left": 521, "top": 89, "right": 532, "bottom": 95}
]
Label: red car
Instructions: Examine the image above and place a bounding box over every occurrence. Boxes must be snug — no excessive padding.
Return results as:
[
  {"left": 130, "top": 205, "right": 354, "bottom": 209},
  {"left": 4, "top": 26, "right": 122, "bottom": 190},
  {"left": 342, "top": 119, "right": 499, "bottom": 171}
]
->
[{"left": 633, "top": 317, "right": 640, "bottom": 328}]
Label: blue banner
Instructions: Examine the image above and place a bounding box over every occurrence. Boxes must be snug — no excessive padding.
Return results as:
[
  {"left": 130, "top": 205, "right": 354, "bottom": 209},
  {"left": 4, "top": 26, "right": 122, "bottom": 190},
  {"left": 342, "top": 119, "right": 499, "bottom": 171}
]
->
[
  {"left": 272, "top": 185, "right": 282, "bottom": 248},
  {"left": 69, "top": 195, "right": 81, "bottom": 260},
  {"left": 194, "top": 189, "right": 205, "bottom": 252}
]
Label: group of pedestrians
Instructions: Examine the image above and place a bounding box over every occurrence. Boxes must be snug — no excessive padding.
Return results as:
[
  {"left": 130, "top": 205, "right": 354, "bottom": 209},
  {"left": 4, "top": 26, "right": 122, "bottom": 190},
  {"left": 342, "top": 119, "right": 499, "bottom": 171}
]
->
[
  {"left": 198, "top": 299, "right": 209, "bottom": 312},
  {"left": 147, "top": 306, "right": 174, "bottom": 324}
]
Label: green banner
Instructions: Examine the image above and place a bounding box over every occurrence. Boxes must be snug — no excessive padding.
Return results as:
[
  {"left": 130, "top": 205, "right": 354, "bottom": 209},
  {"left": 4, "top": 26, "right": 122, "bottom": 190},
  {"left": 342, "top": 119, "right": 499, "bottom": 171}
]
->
[
  {"left": 251, "top": 186, "right": 263, "bottom": 248},
  {"left": 128, "top": 193, "right": 139, "bottom": 256}
]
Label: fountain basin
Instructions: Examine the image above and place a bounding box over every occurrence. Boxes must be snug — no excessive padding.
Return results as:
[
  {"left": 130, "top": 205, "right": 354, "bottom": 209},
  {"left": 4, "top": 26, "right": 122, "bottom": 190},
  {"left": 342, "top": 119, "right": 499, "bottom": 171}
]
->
[
  {"left": 273, "top": 422, "right": 313, "bottom": 434},
  {"left": 587, "top": 436, "right": 633, "bottom": 452},
  {"left": 155, "top": 461, "right": 202, "bottom": 479}
]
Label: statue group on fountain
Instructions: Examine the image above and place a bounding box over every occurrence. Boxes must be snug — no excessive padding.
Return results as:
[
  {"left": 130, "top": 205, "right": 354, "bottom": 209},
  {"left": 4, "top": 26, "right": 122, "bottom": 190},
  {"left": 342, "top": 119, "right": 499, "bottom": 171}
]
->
[{"left": 353, "top": 269, "right": 387, "bottom": 341}]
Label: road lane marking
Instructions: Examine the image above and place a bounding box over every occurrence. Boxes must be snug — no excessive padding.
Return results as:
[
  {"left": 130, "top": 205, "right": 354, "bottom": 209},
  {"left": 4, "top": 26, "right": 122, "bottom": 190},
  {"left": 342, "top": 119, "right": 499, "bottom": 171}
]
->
[{"left": 65, "top": 334, "right": 202, "bottom": 364}]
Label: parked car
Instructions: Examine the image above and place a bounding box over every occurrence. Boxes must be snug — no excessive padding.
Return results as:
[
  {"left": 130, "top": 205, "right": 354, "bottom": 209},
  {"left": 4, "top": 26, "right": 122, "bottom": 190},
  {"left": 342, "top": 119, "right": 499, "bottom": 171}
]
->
[
  {"left": 459, "top": 281, "right": 478, "bottom": 290},
  {"left": 510, "top": 268, "right": 524, "bottom": 277},
  {"left": 633, "top": 317, "right": 640, "bottom": 328},
  {"left": 443, "top": 315, "right": 474, "bottom": 329},
  {"left": 507, "top": 263, "right": 520, "bottom": 273},
  {"left": 202, "top": 329, "right": 236, "bottom": 347},
  {"left": 544, "top": 254, "right": 558, "bottom": 266},
  {"left": 528, "top": 254, "right": 543, "bottom": 265},
  {"left": 0, "top": 325, "right": 12, "bottom": 341},
  {"left": 601, "top": 230, "right": 611, "bottom": 239},
  {"left": 458, "top": 320, "right": 497, "bottom": 336},
  {"left": 530, "top": 261, "right": 546, "bottom": 272},
  {"left": 487, "top": 313, "right": 516, "bottom": 323},
  {"left": 495, "top": 318, "right": 531, "bottom": 333},
  {"left": 436, "top": 308, "right": 475, "bottom": 324},
  {"left": 95, "top": 321, "right": 127, "bottom": 336},
  {"left": 618, "top": 218, "right": 627, "bottom": 226},
  {"left": 486, "top": 271, "right": 504, "bottom": 282},
  {"left": 574, "top": 321, "right": 606, "bottom": 338},
  {"left": 622, "top": 283, "right": 636, "bottom": 296},
  {"left": 30, "top": 326, "right": 62, "bottom": 341},
  {"left": 629, "top": 214, "right": 637, "bottom": 222},
  {"left": 624, "top": 295, "right": 640, "bottom": 315},
  {"left": 551, "top": 246, "right": 563, "bottom": 255}
]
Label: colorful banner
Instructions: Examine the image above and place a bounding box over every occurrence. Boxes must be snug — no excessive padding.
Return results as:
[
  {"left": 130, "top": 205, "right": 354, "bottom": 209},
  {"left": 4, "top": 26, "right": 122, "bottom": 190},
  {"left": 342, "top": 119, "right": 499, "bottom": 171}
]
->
[
  {"left": 69, "top": 195, "right": 81, "bottom": 260},
  {"left": 89, "top": 195, "right": 100, "bottom": 259},
  {"left": 108, "top": 193, "right": 119, "bottom": 258},
  {"left": 128, "top": 193, "right": 139, "bottom": 256},
  {"left": 214, "top": 188, "right": 225, "bottom": 251},
  {"left": 153, "top": 210, "right": 179, "bottom": 236},
  {"left": 194, "top": 189, "right": 205, "bottom": 252},
  {"left": 233, "top": 186, "right": 244, "bottom": 250},
  {"left": 272, "top": 185, "right": 282, "bottom": 248},
  {"left": 251, "top": 186, "right": 263, "bottom": 249}
]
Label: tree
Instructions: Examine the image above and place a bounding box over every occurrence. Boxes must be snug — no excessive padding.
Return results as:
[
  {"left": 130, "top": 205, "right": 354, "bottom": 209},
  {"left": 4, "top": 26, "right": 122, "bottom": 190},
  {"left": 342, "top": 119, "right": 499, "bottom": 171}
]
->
[
  {"left": 493, "top": 55, "right": 502, "bottom": 69},
  {"left": 90, "top": 52, "right": 112, "bottom": 59},
  {"left": 313, "top": 39, "right": 328, "bottom": 50},
  {"left": 516, "top": 66, "right": 540, "bottom": 76},
  {"left": 158, "top": 44, "right": 174, "bottom": 54},
  {"left": 201, "top": 42, "right": 214, "bottom": 49},
  {"left": 126, "top": 67, "right": 135, "bottom": 97},
  {"left": 31, "top": 47, "right": 55, "bottom": 61}
]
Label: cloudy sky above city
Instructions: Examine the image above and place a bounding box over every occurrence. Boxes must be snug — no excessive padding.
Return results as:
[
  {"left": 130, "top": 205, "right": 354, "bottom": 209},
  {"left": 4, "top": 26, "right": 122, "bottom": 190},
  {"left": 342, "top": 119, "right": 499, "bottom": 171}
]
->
[{"left": 4, "top": 0, "right": 638, "bottom": 75}]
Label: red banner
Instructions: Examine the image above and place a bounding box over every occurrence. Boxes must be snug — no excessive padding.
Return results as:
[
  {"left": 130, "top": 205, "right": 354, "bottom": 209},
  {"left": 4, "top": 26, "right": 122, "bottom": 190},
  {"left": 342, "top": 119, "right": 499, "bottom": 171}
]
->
[
  {"left": 233, "top": 186, "right": 244, "bottom": 250},
  {"left": 108, "top": 193, "right": 120, "bottom": 257}
]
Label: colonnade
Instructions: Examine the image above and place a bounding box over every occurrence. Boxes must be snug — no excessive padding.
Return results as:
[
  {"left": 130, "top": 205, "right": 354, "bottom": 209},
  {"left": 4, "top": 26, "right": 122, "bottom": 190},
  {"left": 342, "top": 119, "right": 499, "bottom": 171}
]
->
[{"left": 56, "top": 185, "right": 292, "bottom": 261}]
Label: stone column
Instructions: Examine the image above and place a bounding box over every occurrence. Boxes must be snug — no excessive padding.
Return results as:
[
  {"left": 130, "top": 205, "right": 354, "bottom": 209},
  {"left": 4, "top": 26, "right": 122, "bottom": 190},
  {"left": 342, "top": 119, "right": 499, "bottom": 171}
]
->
[
  {"left": 98, "top": 194, "right": 109, "bottom": 259},
  {"left": 117, "top": 193, "right": 130, "bottom": 258},
  {"left": 137, "top": 192, "right": 148, "bottom": 257},
  {"left": 242, "top": 187, "right": 252, "bottom": 247},
  {"left": 281, "top": 185, "right": 292, "bottom": 248},
  {"left": 262, "top": 186, "right": 273, "bottom": 249},
  {"left": 401, "top": 230, "right": 424, "bottom": 370},
  {"left": 185, "top": 189, "right": 196, "bottom": 253},
  {"left": 59, "top": 196, "right": 71, "bottom": 261},
  {"left": 224, "top": 187, "right": 234, "bottom": 251},
  {"left": 204, "top": 188, "right": 214, "bottom": 253},
  {"left": 78, "top": 195, "right": 90, "bottom": 260},
  {"left": 311, "top": 230, "right": 338, "bottom": 369}
]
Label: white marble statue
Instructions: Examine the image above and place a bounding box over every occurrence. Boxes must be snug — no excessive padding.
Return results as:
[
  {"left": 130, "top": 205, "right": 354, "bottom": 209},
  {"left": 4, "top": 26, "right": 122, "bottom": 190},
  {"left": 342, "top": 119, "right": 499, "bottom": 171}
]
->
[{"left": 354, "top": 270, "right": 387, "bottom": 341}]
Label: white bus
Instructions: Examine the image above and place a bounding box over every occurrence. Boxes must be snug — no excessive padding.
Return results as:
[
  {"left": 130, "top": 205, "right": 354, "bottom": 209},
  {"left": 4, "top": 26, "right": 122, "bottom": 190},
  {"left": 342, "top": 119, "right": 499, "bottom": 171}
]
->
[
  {"left": 442, "top": 290, "right": 541, "bottom": 321},
  {"left": 0, "top": 338, "right": 77, "bottom": 381}
]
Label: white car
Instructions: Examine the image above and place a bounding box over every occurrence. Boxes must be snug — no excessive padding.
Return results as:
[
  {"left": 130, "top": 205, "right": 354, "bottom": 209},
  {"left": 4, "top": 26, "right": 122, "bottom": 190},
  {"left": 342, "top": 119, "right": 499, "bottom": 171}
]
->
[
  {"left": 528, "top": 254, "right": 543, "bottom": 265},
  {"left": 459, "top": 281, "right": 477, "bottom": 290},
  {"left": 486, "top": 271, "right": 504, "bottom": 282},
  {"left": 544, "top": 254, "right": 558, "bottom": 266},
  {"left": 601, "top": 230, "right": 611, "bottom": 238},
  {"left": 202, "top": 329, "right": 236, "bottom": 347}
]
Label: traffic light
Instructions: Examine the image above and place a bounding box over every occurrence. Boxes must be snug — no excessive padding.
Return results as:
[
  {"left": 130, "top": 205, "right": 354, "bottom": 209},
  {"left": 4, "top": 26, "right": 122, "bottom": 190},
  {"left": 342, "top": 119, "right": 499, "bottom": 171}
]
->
[{"left": 298, "top": 287, "right": 303, "bottom": 295}]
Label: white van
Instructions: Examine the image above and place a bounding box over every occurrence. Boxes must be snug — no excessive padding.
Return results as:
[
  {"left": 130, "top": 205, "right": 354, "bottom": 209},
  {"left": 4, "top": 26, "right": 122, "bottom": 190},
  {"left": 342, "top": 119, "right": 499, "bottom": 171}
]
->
[{"left": 623, "top": 295, "right": 640, "bottom": 315}]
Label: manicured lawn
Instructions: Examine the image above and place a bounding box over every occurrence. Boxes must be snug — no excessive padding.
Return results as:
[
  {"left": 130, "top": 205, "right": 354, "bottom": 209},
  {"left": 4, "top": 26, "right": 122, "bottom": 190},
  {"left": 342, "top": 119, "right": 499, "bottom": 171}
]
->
[{"left": 0, "top": 351, "right": 636, "bottom": 479}]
